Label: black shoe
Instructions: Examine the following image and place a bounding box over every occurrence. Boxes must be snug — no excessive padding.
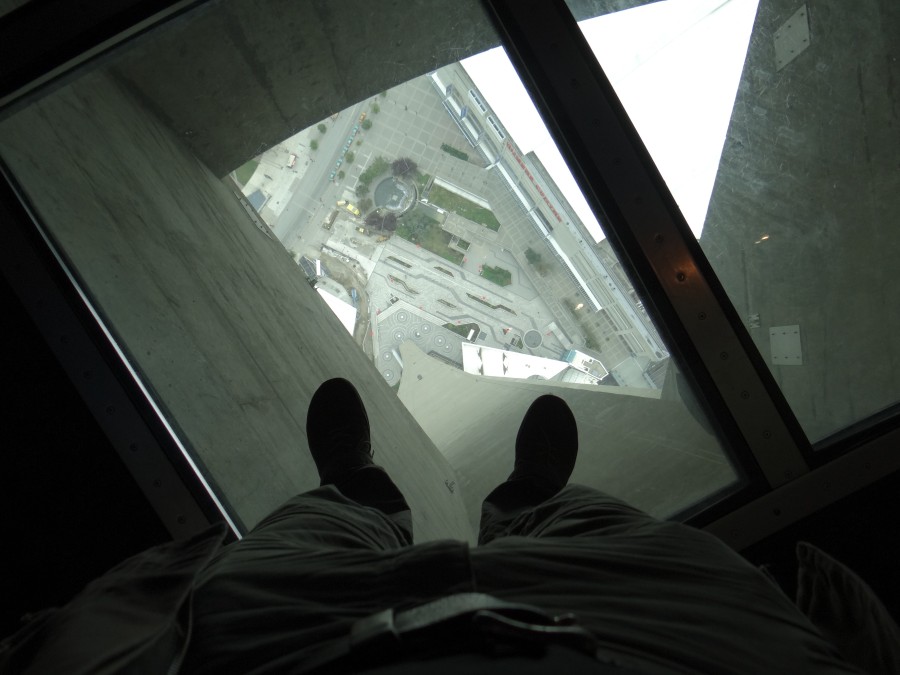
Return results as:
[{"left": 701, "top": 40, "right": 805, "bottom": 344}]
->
[
  {"left": 307, "top": 378, "right": 375, "bottom": 485},
  {"left": 509, "top": 394, "right": 578, "bottom": 494}
]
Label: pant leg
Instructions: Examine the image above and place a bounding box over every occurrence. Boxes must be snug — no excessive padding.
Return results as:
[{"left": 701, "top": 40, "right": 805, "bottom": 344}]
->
[
  {"left": 472, "top": 485, "right": 859, "bottom": 674},
  {"left": 479, "top": 482, "right": 647, "bottom": 545},
  {"left": 333, "top": 464, "right": 411, "bottom": 518},
  {"left": 250, "top": 467, "right": 412, "bottom": 551},
  {"left": 183, "top": 481, "right": 418, "bottom": 673}
]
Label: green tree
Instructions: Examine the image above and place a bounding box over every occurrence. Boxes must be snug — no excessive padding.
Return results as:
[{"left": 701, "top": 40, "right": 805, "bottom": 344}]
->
[
  {"left": 366, "top": 211, "right": 397, "bottom": 231},
  {"left": 359, "top": 197, "right": 373, "bottom": 213},
  {"left": 310, "top": 139, "right": 319, "bottom": 151},
  {"left": 356, "top": 183, "right": 370, "bottom": 198},
  {"left": 345, "top": 151, "right": 355, "bottom": 163},
  {"left": 373, "top": 103, "right": 381, "bottom": 114},
  {"left": 317, "top": 123, "right": 327, "bottom": 134},
  {"left": 392, "top": 158, "right": 417, "bottom": 176},
  {"left": 361, "top": 119, "right": 373, "bottom": 130},
  {"left": 337, "top": 170, "right": 345, "bottom": 179}
]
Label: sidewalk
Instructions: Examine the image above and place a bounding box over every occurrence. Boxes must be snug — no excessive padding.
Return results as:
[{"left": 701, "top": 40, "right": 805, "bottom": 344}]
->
[{"left": 235, "top": 128, "right": 315, "bottom": 225}]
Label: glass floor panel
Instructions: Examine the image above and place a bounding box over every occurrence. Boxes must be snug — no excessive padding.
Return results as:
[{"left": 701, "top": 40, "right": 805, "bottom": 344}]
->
[
  {"left": 568, "top": 0, "right": 900, "bottom": 444},
  {"left": 0, "top": 0, "right": 741, "bottom": 539}
]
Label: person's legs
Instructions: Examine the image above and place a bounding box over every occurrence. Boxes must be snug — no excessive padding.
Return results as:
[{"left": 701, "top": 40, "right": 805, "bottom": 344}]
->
[
  {"left": 306, "top": 376, "right": 412, "bottom": 544},
  {"left": 479, "top": 394, "right": 578, "bottom": 544},
  {"left": 183, "top": 379, "right": 418, "bottom": 673}
]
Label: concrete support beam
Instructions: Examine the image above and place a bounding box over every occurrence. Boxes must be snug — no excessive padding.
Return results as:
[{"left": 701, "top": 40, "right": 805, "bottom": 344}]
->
[
  {"left": 0, "top": 72, "right": 472, "bottom": 541},
  {"left": 701, "top": 0, "right": 900, "bottom": 441}
]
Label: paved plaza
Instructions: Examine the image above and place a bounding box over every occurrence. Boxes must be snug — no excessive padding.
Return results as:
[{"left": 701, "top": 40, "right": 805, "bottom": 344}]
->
[
  {"left": 322, "top": 77, "right": 596, "bottom": 381},
  {"left": 368, "top": 234, "right": 571, "bottom": 384},
  {"left": 262, "top": 64, "right": 662, "bottom": 389}
]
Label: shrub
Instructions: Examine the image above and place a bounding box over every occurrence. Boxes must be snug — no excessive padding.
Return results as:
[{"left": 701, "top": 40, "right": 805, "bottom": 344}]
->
[
  {"left": 373, "top": 103, "right": 380, "bottom": 114},
  {"left": 366, "top": 211, "right": 397, "bottom": 231},
  {"left": 441, "top": 144, "right": 469, "bottom": 161},
  {"left": 317, "top": 123, "right": 327, "bottom": 134},
  {"left": 481, "top": 265, "right": 512, "bottom": 286},
  {"left": 310, "top": 139, "right": 318, "bottom": 151}
]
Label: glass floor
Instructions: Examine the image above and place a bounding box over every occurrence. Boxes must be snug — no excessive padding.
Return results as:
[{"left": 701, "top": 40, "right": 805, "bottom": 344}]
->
[{"left": 0, "top": 0, "right": 779, "bottom": 540}]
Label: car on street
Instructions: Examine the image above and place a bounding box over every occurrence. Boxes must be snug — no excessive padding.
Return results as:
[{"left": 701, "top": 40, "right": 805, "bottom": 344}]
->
[{"left": 359, "top": 112, "right": 367, "bottom": 122}]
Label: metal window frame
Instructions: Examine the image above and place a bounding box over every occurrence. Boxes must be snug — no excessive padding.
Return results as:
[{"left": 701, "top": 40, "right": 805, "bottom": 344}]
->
[
  {"left": 484, "top": 0, "right": 811, "bottom": 486},
  {"left": 0, "top": 159, "right": 243, "bottom": 542},
  {"left": 483, "top": 0, "right": 897, "bottom": 547}
]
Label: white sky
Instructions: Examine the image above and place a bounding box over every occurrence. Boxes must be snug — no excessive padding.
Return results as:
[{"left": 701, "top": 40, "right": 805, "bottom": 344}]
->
[{"left": 461, "top": 0, "right": 759, "bottom": 241}]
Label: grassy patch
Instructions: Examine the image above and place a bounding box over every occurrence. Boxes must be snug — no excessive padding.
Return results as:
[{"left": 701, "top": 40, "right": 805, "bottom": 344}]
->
[
  {"left": 441, "top": 144, "right": 469, "bottom": 161},
  {"left": 443, "top": 322, "right": 480, "bottom": 338},
  {"left": 466, "top": 293, "right": 517, "bottom": 316},
  {"left": 388, "top": 275, "right": 418, "bottom": 295},
  {"left": 387, "top": 256, "right": 411, "bottom": 268},
  {"left": 481, "top": 265, "right": 512, "bottom": 286},
  {"left": 396, "top": 208, "right": 464, "bottom": 265},
  {"left": 235, "top": 159, "right": 259, "bottom": 186},
  {"left": 428, "top": 184, "right": 500, "bottom": 231},
  {"left": 414, "top": 171, "right": 431, "bottom": 192}
]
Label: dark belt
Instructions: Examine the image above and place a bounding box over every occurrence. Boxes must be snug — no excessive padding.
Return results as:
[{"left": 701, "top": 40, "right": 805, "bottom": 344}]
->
[{"left": 295, "top": 592, "right": 601, "bottom": 674}]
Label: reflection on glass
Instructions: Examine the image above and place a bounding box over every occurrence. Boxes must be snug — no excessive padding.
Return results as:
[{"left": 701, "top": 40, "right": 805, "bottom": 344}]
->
[
  {"left": 569, "top": 0, "right": 900, "bottom": 443},
  {"left": 0, "top": 2, "right": 738, "bottom": 538},
  {"left": 240, "top": 56, "right": 739, "bottom": 523}
]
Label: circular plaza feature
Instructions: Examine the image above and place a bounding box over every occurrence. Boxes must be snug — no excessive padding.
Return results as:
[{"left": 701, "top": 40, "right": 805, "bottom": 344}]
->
[
  {"left": 524, "top": 329, "right": 543, "bottom": 349},
  {"left": 374, "top": 177, "right": 415, "bottom": 213}
]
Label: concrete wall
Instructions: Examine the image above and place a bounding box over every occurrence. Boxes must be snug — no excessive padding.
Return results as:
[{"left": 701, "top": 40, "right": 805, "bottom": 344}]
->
[
  {"left": 110, "top": 0, "right": 500, "bottom": 177},
  {"left": 0, "top": 72, "right": 472, "bottom": 541},
  {"left": 701, "top": 0, "right": 900, "bottom": 440},
  {"left": 398, "top": 343, "right": 735, "bottom": 531},
  {"left": 108, "top": 0, "right": 657, "bottom": 176}
]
